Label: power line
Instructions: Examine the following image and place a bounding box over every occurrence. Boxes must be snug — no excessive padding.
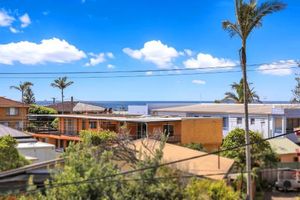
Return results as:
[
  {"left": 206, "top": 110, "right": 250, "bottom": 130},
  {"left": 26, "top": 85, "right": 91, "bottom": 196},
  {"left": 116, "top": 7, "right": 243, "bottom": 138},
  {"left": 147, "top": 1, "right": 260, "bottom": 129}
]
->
[{"left": 0, "top": 66, "right": 298, "bottom": 79}]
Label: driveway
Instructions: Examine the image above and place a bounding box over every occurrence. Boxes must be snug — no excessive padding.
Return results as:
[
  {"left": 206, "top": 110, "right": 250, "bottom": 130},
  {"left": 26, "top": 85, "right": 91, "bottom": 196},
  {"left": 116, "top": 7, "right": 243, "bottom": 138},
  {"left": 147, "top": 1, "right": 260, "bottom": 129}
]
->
[{"left": 264, "top": 191, "right": 300, "bottom": 200}]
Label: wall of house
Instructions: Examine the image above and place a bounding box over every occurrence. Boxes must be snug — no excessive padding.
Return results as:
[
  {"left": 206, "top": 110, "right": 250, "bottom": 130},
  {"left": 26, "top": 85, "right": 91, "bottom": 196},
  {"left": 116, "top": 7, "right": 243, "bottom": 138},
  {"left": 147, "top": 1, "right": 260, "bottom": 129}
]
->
[
  {"left": 181, "top": 118, "right": 223, "bottom": 152},
  {"left": 279, "top": 153, "right": 299, "bottom": 163},
  {"left": 0, "top": 107, "right": 28, "bottom": 129}
]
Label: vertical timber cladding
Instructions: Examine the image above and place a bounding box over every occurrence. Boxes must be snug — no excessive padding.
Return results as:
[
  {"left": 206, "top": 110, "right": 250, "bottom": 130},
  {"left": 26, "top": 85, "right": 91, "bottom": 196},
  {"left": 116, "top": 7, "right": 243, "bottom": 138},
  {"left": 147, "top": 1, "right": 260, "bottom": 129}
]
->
[{"left": 180, "top": 118, "right": 223, "bottom": 152}]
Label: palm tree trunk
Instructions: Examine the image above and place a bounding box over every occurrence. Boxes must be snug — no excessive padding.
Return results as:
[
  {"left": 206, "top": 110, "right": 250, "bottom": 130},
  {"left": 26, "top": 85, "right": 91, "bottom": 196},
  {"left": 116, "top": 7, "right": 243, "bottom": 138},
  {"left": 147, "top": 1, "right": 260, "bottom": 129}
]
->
[
  {"left": 241, "top": 40, "right": 252, "bottom": 200},
  {"left": 21, "top": 91, "right": 24, "bottom": 103},
  {"left": 61, "top": 89, "right": 64, "bottom": 114}
]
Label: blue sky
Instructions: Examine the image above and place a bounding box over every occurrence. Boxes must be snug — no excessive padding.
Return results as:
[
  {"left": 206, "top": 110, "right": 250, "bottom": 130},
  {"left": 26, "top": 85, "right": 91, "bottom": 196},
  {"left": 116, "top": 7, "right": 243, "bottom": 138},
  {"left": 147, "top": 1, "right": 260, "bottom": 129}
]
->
[{"left": 0, "top": 0, "right": 299, "bottom": 101}]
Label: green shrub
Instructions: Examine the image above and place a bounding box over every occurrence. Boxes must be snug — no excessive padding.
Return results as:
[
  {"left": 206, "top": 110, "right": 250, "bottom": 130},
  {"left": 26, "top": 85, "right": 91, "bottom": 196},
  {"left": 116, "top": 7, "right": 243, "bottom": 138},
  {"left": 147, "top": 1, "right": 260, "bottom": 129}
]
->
[
  {"left": 184, "top": 179, "right": 239, "bottom": 200},
  {"left": 29, "top": 104, "right": 58, "bottom": 114}
]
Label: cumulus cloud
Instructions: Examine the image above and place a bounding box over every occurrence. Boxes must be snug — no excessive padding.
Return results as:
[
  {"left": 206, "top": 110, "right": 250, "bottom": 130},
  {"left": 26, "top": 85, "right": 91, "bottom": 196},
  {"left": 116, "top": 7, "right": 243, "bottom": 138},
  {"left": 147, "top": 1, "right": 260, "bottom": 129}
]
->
[
  {"left": 123, "top": 40, "right": 180, "bottom": 68},
  {"left": 258, "top": 60, "right": 298, "bottom": 76},
  {"left": 0, "top": 10, "right": 14, "bottom": 27},
  {"left": 19, "top": 13, "right": 31, "bottom": 28},
  {"left": 0, "top": 38, "right": 86, "bottom": 65},
  {"left": 85, "top": 52, "right": 114, "bottom": 66},
  {"left": 183, "top": 53, "right": 237, "bottom": 70},
  {"left": 192, "top": 80, "right": 206, "bottom": 85}
]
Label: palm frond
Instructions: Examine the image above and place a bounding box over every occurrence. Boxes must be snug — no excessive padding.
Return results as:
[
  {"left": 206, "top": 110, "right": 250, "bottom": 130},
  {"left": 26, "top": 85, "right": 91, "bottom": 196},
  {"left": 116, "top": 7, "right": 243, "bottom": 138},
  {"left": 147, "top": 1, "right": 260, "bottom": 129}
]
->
[{"left": 222, "top": 20, "right": 242, "bottom": 38}]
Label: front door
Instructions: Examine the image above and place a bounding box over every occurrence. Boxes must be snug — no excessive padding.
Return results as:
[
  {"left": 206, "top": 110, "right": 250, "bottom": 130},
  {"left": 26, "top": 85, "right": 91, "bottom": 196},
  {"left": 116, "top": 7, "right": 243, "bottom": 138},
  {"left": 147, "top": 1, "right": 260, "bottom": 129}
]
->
[{"left": 137, "top": 123, "right": 147, "bottom": 139}]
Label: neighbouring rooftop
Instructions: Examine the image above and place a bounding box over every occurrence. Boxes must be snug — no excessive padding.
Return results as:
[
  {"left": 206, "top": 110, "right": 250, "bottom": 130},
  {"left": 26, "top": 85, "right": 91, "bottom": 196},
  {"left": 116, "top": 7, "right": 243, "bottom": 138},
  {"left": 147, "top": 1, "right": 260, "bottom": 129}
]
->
[
  {"left": 29, "top": 114, "right": 191, "bottom": 123},
  {"left": 133, "top": 139, "right": 234, "bottom": 180},
  {"left": 269, "top": 138, "right": 300, "bottom": 155},
  {"left": 0, "top": 96, "right": 29, "bottom": 108},
  {"left": 47, "top": 101, "right": 106, "bottom": 113},
  {"left": 152, "top": 103, "right": 300, "bottom": 115},
  {"left": 0, "top": 124, "right": 36, "bottom": 143}
]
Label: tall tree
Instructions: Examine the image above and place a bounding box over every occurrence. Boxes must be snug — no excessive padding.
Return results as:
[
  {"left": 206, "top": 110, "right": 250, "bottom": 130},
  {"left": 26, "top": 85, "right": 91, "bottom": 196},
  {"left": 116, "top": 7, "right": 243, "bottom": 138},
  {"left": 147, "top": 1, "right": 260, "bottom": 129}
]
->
[
  {"left": 23, "top": 87, "right": 36, "bottom": 104},
  {"left": 10, "top": 82, "right": 33, "bottom": 103},
  {"left": 223, "top": 79, "right": 261, "bottom": 103},
  {"left": 50, "top": 77, "right": 74, "bottom": 114},
  {"left": 291, "top": 77, "right": 300, "bottom": 103},
  {"left": 222, "top": 1, "right": 285, "bottom": 199}
]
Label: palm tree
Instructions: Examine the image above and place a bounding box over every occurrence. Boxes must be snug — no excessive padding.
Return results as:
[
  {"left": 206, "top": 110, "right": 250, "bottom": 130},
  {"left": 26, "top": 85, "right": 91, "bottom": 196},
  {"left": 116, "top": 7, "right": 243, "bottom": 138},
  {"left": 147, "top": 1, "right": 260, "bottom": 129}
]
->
[
  {"left": 10, "top": 82, "right": 33, "bottom": 103},
  {"left": 222, "top": 1, "right": 285, "bottom": 199},
  {"left": 23, "top": 87, "right": 36, "bottom": 104},
  {"left": 51, "top": 77, "right": 74, "bottom": 114},
  {"left": 223, "top": 79, "right": 261, "bottom": 103}
]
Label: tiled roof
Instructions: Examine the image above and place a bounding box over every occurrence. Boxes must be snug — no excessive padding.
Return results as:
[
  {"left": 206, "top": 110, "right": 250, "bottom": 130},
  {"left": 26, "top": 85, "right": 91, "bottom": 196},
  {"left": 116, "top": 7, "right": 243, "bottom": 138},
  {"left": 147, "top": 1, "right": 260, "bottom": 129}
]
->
[
  {"left": 47, "top": 101, "right": 105, "bottom": 113},
  {"left": 0, "top": 96, "right": 29, "bottom": 108},
  {"left": 133, "top": 139, "right": 234, "bottom": 180}
]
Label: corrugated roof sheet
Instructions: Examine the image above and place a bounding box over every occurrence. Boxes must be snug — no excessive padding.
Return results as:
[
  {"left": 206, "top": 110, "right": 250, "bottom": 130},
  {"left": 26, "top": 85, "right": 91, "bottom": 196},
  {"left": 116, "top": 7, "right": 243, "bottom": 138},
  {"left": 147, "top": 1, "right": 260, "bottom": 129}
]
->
[{"left": 153, "top": 103, "right": 300, "bottom": 115}]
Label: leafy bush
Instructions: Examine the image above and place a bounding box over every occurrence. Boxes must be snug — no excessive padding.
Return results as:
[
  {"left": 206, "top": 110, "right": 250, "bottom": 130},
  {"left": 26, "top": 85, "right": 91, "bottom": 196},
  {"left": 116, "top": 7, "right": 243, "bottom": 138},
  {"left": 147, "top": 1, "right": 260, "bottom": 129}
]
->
[
  {"left": 0, "top": 136, "right": 29, "bottom": 172},
  {"left": 184, "top": 179, "right": 239, "bottom": 200},
  {"left": 29, "top": 104, "right": 57, "bottom": 114},
  {"left": 79, "top": 130, "right": 117, "bottom": 146}
]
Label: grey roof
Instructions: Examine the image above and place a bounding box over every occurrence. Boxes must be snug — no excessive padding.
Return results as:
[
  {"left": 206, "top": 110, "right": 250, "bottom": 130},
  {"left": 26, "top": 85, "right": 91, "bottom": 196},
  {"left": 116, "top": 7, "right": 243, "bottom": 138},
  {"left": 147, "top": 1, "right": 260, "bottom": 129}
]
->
[
  {"left": 73, "top": 102, "right": 105, "bottom": 112},
  {"left": 153, "top": 103, "right": 300, "bottom": 115},
  {"left": 0, "top": 124, "right": 36, "bottom": 142},
  {"left": 0, "top": 124, "right": 30, "bottom": 138}
]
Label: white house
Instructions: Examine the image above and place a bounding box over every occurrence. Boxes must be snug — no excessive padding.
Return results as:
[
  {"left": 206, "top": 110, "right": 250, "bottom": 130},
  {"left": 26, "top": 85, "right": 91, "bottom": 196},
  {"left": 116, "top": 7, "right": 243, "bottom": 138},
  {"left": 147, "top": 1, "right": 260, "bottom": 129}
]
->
[{"left": 152, "top": 103, "right": 300, "bottom": 142}]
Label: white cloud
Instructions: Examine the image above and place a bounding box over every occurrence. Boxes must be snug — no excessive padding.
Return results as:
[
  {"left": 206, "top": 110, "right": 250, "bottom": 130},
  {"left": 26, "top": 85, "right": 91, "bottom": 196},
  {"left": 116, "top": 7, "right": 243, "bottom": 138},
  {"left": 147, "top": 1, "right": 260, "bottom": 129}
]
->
[
  {"left": 184, "top": 49, "right": 193, "bottom": 56},
  {"left": 0, "top": 38, "right": 86, "bottom": 65},
  {"left": 9, "top": 27, "right": 19, "bottom": 33},
  {"left": 0, "top": 10, "right": 14, "bottom": 27},
  {"left": 184, "top": 53, "right": 237, "bottom": 70},
  {"left": 106, "top": 52, "right": 114, "bottom": 58},
  {"left": 192, "top": 80, "right": 206, "bottom": 85},
  {"left": 19, "top": 13, "right": 31, "bottom": 28},
  {"left": 107, "top": 64, "right": 115, "bottom": 69},
  {"left": 145, "top": 71, "right": 153, "bottom": 76},
  {"left": 85, "top": 52, "right": 114, "bottom": 66},
  {"left": 123, "top": 40, "right": 180, "bottom": 68},
  {"left": 258, "top": 60, "right": 298, "bottom": 76},
  {"left": 85, "top": 53, "right": 105, "bottom": 66}
]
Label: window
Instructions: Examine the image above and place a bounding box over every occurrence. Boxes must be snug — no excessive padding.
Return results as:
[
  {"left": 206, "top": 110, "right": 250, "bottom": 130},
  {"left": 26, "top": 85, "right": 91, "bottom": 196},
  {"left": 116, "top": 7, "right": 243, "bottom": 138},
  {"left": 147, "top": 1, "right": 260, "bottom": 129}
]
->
[
  {"left": 222, "top": 117, "right": 229, "bottom": 129},
  {"left": 274, "top": 117, "right": 282, "bottom": 133},
  {"left": 250, "top": 118, "right": 255, "bottom": 125},
  {"left": 89, "top": 121, "right": 97, "bottom": 129},
  {"left": 82, "top": 120, "right": 86, "bottom": 130},
  {"left": 294, "top": 157, "right": 299, "bottom": 162},
  {"left": 163, "top": 124, "right": 174, "bottom": 136},
  {"left": 237, "top": 117, "right": 242, "bottom": 125},
  {"left": 6, "top": 108, "right": 19, "bottom": 116},
  {"left": 63, "top": 119, "right": 76, "bottom": 135}
]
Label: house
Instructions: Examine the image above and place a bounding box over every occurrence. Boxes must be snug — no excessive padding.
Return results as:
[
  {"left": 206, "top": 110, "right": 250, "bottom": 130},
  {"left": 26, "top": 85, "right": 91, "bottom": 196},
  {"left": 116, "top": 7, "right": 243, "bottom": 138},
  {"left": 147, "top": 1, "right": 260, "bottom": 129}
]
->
[
  {"left": 269, "top": 138, "right": 300, "bottom": 163},
  {"left": 133, "top": 139, "right": 234, "bottom": 180},
  {"left": 152, "top": 103, "right": 300, "bottom": 142},
  {"left": 0, "top": 96, "right": 29, "bottom": 130},
  {"left": 0, "top": 124, "right": 56, "bottom": 163},
  {"left": 30, "top": 114, "right": 223, "bottom": 152},
  {"left": 47, "top": 101, "right": 106, "bottom": 114}
]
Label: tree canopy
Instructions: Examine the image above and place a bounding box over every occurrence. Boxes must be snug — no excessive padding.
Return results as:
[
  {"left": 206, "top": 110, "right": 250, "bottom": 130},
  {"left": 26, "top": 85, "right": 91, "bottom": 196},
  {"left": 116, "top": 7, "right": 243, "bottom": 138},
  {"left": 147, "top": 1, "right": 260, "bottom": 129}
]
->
[
  {"left": 221, "top": 128, "right": 278, "bottom": 170},
  {"left": 29, "top": 104, "right": 58, "bottom": 114}
]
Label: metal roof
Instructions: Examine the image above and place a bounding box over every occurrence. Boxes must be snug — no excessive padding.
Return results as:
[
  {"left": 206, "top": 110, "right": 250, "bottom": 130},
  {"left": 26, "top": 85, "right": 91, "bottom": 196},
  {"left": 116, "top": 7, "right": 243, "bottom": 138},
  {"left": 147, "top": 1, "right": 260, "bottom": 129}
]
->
[
  {"left": 0, "top": 124, "right": 32, "bottom": 138},
  {"left": 29, "top": 114, "right": 184, "bottom": 123},
  {"left": 153, "top": 103, "right": 300, "bottom": 115}
]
